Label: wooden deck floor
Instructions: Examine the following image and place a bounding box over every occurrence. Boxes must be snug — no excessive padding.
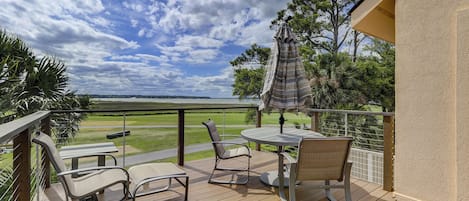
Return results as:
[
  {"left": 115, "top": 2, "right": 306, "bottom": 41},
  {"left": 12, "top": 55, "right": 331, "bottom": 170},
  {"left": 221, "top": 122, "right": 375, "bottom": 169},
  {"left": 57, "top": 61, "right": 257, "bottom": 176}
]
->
[{"left": 43, "top": 151, "right": 394, "bottom": 201}]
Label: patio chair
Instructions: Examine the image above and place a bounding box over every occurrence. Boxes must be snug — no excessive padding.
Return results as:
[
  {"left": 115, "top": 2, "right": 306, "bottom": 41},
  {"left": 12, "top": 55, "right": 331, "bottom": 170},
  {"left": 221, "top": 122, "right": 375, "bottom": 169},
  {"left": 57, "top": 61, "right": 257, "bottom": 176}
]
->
[
  {"left": 32, "top": 132, "right": 130, "bottom": 201},
  {"left": 202, "top": 120, "right": 251, "bottom": 184},
  {"left": 281, "top": 137, "right": 353, "bottom": 201}
]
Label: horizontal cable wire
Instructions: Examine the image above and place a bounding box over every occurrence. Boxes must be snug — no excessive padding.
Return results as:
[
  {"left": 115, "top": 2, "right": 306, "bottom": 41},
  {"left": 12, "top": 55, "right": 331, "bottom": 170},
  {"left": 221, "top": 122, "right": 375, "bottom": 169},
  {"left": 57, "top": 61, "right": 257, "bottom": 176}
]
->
[
  {"left": 1, "top": 174, "right": 19, "bottom": 201},
  {"left": 318, "top": 112, "right": 387, "bottom": 185}
]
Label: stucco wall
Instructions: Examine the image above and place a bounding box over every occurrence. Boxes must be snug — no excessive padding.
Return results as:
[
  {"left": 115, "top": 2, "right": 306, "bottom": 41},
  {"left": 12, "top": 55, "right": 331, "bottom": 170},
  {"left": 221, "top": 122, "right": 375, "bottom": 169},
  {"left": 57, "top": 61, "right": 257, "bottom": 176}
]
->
[
  {"left": 456, "top": 6, "right": 469, "bottom": 201},
  {"left": 395, "top": 0, "right": 469, "bottom": 200}
]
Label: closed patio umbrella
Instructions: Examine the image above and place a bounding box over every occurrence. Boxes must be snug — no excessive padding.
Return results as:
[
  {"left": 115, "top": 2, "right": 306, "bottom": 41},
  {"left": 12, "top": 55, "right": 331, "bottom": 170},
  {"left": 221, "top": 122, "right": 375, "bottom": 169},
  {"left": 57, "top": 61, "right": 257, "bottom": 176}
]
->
[{"left": 259, "top": 22, "right": 312, "bottom": 133}]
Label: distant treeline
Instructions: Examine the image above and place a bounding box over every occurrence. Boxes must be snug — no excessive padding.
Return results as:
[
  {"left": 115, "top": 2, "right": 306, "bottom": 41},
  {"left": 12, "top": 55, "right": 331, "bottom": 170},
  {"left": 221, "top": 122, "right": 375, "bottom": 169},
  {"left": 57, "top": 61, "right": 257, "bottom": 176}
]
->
[{"left": 80, "top": 94, "right": 211, "bottom": 99}]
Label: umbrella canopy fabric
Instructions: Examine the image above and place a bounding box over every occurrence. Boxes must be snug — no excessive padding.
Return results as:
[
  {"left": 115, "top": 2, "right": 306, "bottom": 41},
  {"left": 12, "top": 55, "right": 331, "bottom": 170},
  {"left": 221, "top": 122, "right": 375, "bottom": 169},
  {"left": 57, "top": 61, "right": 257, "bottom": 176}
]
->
[{"left": 259, "top": 23, "right": 312, "bottom": 114}]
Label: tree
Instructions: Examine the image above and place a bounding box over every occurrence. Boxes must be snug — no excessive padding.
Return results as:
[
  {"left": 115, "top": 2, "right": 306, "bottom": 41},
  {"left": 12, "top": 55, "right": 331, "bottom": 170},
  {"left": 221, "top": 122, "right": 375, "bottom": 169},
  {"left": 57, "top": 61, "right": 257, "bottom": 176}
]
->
[
  {"left": 0, "top": 31, "right": 36, "bottom": 117},
  {"left": 273, "top": 0, "right": 357, "bottom": 58},
  {"left": 230, "top": 44, "right": 270, "bottom": 123},
  {"left": 230, "top": 44, "right": 270, "bottom": 100},
  {"left": 272, "top": 0, "right": 370, "bottom": 110},
  {"left": 355, "top": 39, "right": 395, "bottom": 111},
  {"left": 350, "top": 30, "right": 367, "bottom": 62},
  {"left": 11, "top": 57, "right": 70, "bottom": 116},
  {"left": 309, "top": 52, "right": 366, "bottom": 109},
  {"left": 231, "top": 1, "right": 395, "bottom": 112},
  {"left": 0, "top": 29, "right": 83, "bottom": 142}
]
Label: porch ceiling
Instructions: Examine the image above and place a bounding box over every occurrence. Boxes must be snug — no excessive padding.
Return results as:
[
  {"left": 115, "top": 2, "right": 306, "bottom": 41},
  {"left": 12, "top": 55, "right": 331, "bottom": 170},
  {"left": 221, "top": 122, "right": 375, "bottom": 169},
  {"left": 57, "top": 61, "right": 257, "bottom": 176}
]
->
[{"left": 351, "top": 0, "right": 395, "bottom": 43}]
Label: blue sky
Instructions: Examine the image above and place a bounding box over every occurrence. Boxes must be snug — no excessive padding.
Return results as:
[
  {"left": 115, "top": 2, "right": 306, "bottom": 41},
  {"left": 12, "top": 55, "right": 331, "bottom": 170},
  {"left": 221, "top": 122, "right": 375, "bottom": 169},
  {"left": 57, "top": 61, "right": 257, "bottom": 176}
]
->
[{"left": 0, "top": 0, "right": 289, "bottom": 98}]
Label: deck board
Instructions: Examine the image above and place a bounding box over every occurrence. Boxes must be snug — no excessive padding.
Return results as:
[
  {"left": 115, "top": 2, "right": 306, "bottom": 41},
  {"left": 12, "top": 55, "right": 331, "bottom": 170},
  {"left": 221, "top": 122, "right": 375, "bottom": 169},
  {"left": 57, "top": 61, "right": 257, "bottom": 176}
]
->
[{"left": 42, "top": 150, "right": 394, "bottom": 201}]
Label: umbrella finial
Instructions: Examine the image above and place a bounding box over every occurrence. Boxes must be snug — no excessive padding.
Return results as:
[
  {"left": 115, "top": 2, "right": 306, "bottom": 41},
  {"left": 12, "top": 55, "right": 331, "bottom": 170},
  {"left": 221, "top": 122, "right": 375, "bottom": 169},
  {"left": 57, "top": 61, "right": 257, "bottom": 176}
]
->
[{"left": 279, "top": 113, "right": 286, "bottom": 133}]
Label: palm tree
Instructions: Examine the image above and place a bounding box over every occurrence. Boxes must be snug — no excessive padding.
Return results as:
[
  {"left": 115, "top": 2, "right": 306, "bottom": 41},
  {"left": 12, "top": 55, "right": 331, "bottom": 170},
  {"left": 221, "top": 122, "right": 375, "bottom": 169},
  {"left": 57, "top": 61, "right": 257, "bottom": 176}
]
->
[
  {"left": 309, "top": 52, "right": 366, "bottom": 109},
  {"left": 0, "top": 30, "right": 36, "bottom": 120},
  {"left": 0, "top": 29, "right": 82, "bottom": 142},
  {"left": 12, "top": 57, "right": 69, "bottom": 115}
]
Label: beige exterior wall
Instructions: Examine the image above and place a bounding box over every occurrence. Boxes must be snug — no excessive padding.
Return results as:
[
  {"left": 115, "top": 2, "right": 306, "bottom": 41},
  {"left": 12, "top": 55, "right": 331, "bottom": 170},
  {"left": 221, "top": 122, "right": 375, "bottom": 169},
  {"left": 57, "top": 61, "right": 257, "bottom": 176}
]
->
[{"left": 395, "top": 0, "right": 469, "bottom": 200}]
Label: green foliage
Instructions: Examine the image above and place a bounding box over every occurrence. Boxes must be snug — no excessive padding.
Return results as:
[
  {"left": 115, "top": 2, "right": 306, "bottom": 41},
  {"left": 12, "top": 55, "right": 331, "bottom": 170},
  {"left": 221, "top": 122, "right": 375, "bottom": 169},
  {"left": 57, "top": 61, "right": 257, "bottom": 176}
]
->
[
  {"left": 0, "top": 31, "right": 36, "bottom": 116},
  {"left": 355, "top": 39, "right": 395, "bottom": 111},
  {"left": 231, "top": 2, "right": 395, "bottom": 113},
  {"left": 11, "top": 57, "right": 72, "bottom": 116},
  {"left": 0, "top": 167, "right": 13, "bottom": 200},
  {"left": 78, "top": 95, "right": 93, "bottom": 109},
  {"left": 269, "top": 1, "right": 393, "bottom": 112},
  {"left": 243, "top": 108, "right": 257, "bottom": 124},
  {"left": 309, "top": 52, "right": 365, "bottom": 109},
  {"left": 232, "top": 68, "right": 264, "bottom": 100},
  {"left": 230, "top": 44, "right": 270, "bottom": 123},
  {"left": 230, "top": 44, "right": 270, "bottom": 67},
  {"left": 0, "top": 29, "right": 83, "bottom": 142},
  {"left": 273, "top": 0, "right": 358, "bottom": 57},
  {"left": 230, "top": 44, "right": 270, "bottom": 100}
]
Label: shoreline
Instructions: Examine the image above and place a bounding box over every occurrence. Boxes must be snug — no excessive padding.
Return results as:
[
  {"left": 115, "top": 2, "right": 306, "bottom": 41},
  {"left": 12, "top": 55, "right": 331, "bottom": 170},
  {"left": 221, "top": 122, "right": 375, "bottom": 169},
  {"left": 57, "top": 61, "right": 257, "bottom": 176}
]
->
[{"left": 93, "top": 97, "right": 259, "bottom": 105}]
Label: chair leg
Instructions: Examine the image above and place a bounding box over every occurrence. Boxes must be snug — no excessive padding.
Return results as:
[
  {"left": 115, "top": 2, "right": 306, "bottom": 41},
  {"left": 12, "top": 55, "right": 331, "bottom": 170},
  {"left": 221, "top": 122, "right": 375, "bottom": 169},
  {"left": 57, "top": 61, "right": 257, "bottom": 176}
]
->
[
  {"left": 120, "top": 182, "right": 130, "bottom": 201},
  {"left": 247, "top": 155, "right": 250, "bottom": 183},
  {"left": 325, "top": 180, "right": 337, "bottom": 201},
  {"left": 288, "top": 164, "right": 297, "bottom": 201},
  {"left": 208, "top": 157, "right": 219, "bottom": 184},
  {"left": 184, "top": 176, "right": 189, "bottom": 201},
  {"left": 344, "top": 162, "right": 353, "bottom": 201},
  {"left": 208, "top": 156, "right": 250, "bottom": 185}
]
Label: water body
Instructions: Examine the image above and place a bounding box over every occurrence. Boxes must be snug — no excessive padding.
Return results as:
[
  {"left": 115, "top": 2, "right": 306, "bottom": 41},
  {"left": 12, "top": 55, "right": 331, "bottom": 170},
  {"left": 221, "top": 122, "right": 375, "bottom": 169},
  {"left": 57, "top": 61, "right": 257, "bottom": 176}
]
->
[{"left": 93, "top": 97, "right": 259, "bottom": 105}]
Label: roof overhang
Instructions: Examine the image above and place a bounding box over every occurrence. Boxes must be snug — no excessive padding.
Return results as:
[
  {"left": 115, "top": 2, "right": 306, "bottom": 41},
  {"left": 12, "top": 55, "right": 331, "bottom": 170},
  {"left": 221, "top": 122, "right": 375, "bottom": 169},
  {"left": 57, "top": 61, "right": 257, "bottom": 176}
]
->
[{"left": 351, "top": 0, "right": 395, "bottom": 43}]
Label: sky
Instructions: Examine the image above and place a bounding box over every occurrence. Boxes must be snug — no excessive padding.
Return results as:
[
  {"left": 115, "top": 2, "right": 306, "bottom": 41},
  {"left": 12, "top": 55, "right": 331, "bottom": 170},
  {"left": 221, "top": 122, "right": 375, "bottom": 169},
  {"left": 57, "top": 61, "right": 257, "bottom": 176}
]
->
[{"left": 0, "top": 0, "right": 290, "bottom": 98}]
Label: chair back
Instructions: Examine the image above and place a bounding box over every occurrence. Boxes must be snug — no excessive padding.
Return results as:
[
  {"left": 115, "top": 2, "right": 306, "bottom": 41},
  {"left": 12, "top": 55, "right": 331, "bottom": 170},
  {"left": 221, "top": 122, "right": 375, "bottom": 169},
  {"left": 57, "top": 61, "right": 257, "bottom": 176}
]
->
[
  {"left": 32, "top": 132, "right": 76, "bottom": 194},
  {"left": 202, "top": 120, "right": 226, "bottom": 158},
  {"left": 295, "top": 137, "right": 353, "bottom": 181}
]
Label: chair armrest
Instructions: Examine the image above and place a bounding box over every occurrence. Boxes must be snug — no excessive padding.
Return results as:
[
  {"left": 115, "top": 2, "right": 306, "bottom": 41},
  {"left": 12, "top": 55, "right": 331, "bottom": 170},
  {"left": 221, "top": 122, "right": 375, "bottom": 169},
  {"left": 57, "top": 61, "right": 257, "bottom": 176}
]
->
[
  {"left": 213, "top": 141, "right": 251, "bottom": 155},
  {"left": 280, "top": 152, "right": 297, "bottom": 174},
  {"left": 280, "top": 152, "right": 297, "bottom": 164},
  {"left": 57, "top": 166, "right": 129, "bottom": 178},
  {"left": 62, "top": 153, "right": 117, "bottom": 165}
]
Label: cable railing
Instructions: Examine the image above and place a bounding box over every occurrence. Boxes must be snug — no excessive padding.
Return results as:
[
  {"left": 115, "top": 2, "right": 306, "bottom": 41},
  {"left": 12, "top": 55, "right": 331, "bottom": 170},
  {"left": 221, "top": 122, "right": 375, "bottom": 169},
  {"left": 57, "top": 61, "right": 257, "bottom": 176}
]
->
[
  {"left": 308, "top": 109, "right": 395, "bottom": 191},
  {"left": 0, "top": 107, "right": 394, "bottom": 200},
  {"left": 0, "top": 111, "right": 50, "bottom": 201}
]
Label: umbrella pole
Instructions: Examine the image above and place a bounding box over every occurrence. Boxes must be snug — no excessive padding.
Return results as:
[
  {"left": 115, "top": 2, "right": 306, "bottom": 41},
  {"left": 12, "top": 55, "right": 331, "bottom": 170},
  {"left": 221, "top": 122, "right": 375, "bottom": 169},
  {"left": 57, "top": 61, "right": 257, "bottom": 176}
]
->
[{"left": 279, "top": 113, "right": 285, "bottom": 133}]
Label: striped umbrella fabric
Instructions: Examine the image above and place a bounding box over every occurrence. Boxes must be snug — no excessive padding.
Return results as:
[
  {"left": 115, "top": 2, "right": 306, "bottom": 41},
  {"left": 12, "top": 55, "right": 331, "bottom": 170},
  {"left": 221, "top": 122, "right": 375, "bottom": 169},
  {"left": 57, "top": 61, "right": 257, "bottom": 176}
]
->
[{"left": 259, "top": 23, "right": 312, "bottom": 114}]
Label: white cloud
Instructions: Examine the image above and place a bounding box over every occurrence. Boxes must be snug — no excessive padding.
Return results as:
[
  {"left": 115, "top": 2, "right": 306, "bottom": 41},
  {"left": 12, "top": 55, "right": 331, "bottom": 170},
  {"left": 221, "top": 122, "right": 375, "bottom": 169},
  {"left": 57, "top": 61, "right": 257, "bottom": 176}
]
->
[
  {"left": 130, "top": 19, "right": 139, "bottom": 27},
  {"left": 135, "top": 54, "right": 170, "bottom": 64},
  {"left": 0, "top": 0, "right": 291, "bottom": 97},
  {"left": 235, "top": 19, "right": 276, "bottom": 47},
  {"left": 138, "top": 29, "right": 145, "bottom": 37},
  {"left": 185, "top": 66, "right": 235, "bottom": 96},
  {"left": 175, "top": 36, "right": 223, "bottom": 49},
  {"left": 187, "top": 49, "right": 219, "bottom": 63},
  {"left": 109, "top": 55, "right": 140, "bottom": 61}
]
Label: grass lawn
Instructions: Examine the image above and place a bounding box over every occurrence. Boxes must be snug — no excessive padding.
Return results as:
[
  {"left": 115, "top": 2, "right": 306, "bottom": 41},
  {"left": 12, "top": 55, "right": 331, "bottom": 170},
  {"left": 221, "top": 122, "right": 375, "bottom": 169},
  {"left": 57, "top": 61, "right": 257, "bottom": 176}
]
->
[
  {"left": 0, "top": 101, "right": 312, "bottom": 169},
  {"left": 62, "top": 101, "right": 311, "bottom": 163},
  {"left": 80, "top": 110, "right": 311, "bottom": 127}
]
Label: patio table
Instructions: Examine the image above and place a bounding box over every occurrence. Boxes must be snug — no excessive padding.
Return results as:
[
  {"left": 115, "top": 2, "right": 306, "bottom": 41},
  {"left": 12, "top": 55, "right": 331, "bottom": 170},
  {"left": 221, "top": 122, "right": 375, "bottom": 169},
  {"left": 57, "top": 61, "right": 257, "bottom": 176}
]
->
[
  {"left": 60, "top": 142, "right": 118, "bottom": 170},
  {"left": 241, "top": 127, "right": 323, "bottom": 200}
]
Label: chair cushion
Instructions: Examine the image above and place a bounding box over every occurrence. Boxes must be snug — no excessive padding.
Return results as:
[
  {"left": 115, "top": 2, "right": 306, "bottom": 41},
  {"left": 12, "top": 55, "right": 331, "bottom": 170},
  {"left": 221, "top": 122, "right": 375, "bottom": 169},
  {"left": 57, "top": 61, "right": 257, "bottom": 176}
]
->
[
  {"left": 222, "top": 147, "right": 250, "bottom": 158},
  {"left": 70, "top": 169, "right": 128, "bottom": 197},
  {"left": 128, "top": 163, "right": 186, "bottom": 184}
]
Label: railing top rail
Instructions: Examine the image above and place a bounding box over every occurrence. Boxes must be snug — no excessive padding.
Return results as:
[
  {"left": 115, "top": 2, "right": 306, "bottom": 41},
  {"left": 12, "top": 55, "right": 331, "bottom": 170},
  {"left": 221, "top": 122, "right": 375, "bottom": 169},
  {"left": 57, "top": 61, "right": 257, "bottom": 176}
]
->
[
  {"left": 50, "top": 106, "right": 395, "bottom": 117},
  {"left": 307, "top": 108, "right": 394, "bottom": 116},
  {"left": 0, "top": 111, "right": 50, "bottom": 143},
  {"left": 51, "top": 105, "right": 259, "bottom": 113}
]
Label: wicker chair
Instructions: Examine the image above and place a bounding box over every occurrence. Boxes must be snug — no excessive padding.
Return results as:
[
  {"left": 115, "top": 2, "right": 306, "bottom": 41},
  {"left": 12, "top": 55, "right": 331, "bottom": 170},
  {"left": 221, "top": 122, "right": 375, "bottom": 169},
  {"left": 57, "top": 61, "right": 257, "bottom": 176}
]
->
[
  {"left": 202, "top": 120, "right": 251, "bottom": 184},
  {"left": 281, "top": 137, "right": 353, "bottom": 201},
  {"left": 32, "top": 132, "right": 130, "bottom": 201}
]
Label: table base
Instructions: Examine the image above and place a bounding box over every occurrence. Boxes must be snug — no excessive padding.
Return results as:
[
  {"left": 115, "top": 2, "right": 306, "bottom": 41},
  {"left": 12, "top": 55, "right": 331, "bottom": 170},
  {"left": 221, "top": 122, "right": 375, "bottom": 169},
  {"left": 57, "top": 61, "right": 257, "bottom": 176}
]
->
[{"left": 260, "top": 171, "right": 293, "bottom": 187}]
